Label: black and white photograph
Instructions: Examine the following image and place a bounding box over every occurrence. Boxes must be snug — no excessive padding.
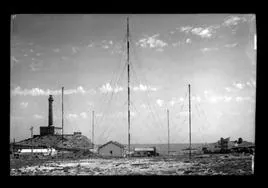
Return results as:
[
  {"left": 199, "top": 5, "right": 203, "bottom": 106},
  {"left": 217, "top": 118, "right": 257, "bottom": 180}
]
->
[{"left": 10, "top": 14, "right": 256, "bottom": 176}]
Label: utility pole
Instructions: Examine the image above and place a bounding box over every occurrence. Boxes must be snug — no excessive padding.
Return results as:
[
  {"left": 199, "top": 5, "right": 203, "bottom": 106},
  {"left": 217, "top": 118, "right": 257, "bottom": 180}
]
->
[
  {"left": 30, "top": 126, "right": 33, "bottom": 155},
  {"left": 188, "top": 84, "right": 192, "bottom": 159},
  {"left": 62, "top": 87, "right": 64, "bottom": 142},
  {"left": 167, "top": 109, "right": 170, "bottom": 156},
  {"left": 92, "top": 110, "right": 94, "bottom": 149},
  {"left": 127, "top": 17, "right": 131, "bottom": 155}
]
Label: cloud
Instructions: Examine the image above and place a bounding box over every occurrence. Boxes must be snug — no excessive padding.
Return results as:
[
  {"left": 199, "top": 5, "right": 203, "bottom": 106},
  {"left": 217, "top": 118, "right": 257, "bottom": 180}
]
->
[
  {"left": 80, "top": 112, "right": 87, "bottom": 119},
  {"left": 224, "top": 43, "right": 238, "bottom": 48},
  {"left": 225, "top": 87, "right": 232, "bottom": 92},
  {"left": 179, "top": 26, "right": 193, "bottom": 33},
  {"left": 222, "top": 16, "right": 247, "bottom": 27},
  {"left": 72, "top": 47, "right": 79, "bottom": 54},
  {"left": 87, "top": 43, "right": 94, "bottom": 48},
  {"left": 30, "top": 61, "right": 43, "bottom": 71},
  {"left": 233, "top": 82, "right": 245, "bottom": 89},
  {"left": 132, "top": 84, "right": 158, "bottom": 92},
  {"left": 136, "top": 34, "right": 168, "bottom": 51},
  {"left": 11, "top": 86, "right": 95, "bottom": 96},
  {"left": 156, "top": 99, "right": 164, "bottom": 107},
  {"left": 99, "top": 83, "right": 123, "bottom": 93},
  {"left": 36, "top": 53, "right": 41, "bottom": 56},
  {"left": 30, "top": 49, "right": 34, "bottom": 53},
  {"left": 204, "top": 90, "right": 232, "bottom": 103},
  {"left": 223, "top": 96, "right": 232, "bottom": 102},
  {"left": 53, "top": 48, "right": 60, "bottom": 53},
  {"left": 192, "top": 96, "right": 201, "bottom": 102},
  {"left": 180, "top": 25, "right": 220, "bottom": 39},
  {"left": 201, "top": 47, "right": 218, "bottom": 53},
  {"left": 34, "top": 114, "right": 43, "bottom": 119},
  {"left": 169, "top": 97, "right": 184, "bottom": 107},
  {"left": 67, "top": 113, "right": 78, "bottom": 120},
  {"left": 11, "top": 56, "right": 19, "bottom": 63},
  {"left": 186, "top": 38, "right": 191, "bottom": 44},
  {"left": 20, "top": 102, "right": 28, "bottom": 108},
  {"left": 235, "top": 96, "right": 251, "bottom": 102},
  {"left": 191, "top": 27, "right": 213, "bottom": 38},
  {"left": 102, "top": 45, "right": 109, "bottom": 49}
]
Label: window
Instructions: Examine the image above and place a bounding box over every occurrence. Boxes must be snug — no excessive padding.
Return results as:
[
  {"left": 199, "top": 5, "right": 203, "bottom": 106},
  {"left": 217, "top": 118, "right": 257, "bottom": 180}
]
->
[{"left": 110, "top": 150, "right": 113, "bottom": 155}]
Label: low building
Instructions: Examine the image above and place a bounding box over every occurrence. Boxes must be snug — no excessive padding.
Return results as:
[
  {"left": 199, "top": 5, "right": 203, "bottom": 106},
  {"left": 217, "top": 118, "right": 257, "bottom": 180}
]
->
[{"left": 98, "top": 141, "right": 125, "bottom": 157}]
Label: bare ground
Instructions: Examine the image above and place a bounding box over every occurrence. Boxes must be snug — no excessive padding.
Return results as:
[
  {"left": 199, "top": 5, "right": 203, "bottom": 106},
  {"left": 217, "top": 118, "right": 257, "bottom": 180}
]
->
[{"left": 10, "top": 154, "right": 253, "bottom": 176}]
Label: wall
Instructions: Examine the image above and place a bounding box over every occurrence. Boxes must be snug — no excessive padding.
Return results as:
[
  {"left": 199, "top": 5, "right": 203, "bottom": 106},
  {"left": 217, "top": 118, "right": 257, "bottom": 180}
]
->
[{"left": 98, "top": 143, "right": 124, "bottom": 157}]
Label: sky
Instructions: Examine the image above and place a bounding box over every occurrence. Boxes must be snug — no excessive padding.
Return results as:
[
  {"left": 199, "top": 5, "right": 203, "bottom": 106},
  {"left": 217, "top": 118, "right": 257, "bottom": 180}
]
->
[{"left": 10, "top": 14, "right": 256, "bottom": 144}]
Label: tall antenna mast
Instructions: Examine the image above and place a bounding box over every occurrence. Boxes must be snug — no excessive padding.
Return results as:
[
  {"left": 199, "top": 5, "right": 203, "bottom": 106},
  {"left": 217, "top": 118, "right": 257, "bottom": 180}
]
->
[
  {"left": 188, "top": 84, "right": 192, "bottom": 159},
  {"left": 167, "top": 109, "right": 170, "bottom": 156},
  {"left": 127, "top": 17, "right": 131, "bottom": 155},
  {"left": 62, "top": 87, "right": 64, "bottom": 141},
  {"left": 92, "top": 110, "right": 94, "bottom": 149}
]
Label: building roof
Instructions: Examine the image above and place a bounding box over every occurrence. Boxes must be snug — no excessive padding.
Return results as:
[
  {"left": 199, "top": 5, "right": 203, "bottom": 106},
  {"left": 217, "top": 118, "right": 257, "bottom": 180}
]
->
[{"left": 98, "top": 141, "right": 125, "bottom": 150}]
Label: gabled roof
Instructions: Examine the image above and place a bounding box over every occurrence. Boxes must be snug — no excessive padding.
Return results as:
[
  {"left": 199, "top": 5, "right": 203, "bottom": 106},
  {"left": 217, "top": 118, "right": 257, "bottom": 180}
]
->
[{"left": 98, "top": 140, "right": 125, "bottom": 150}]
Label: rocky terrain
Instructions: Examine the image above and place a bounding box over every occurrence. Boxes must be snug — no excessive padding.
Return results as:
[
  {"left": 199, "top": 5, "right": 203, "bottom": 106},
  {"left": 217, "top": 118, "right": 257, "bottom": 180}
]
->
[{"left": 10, "top": 154, "right": 253, "bottom": 176}]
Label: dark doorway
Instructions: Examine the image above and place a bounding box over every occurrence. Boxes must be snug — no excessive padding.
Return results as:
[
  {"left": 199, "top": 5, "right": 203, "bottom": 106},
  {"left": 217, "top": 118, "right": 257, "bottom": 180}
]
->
[{"left": 110, "top": 150, "right": 113, "bottom": 155}]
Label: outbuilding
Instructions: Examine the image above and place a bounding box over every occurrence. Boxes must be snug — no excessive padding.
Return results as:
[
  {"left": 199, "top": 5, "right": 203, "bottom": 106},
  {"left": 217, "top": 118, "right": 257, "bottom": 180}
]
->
[{"left": 98, "top": 141, "right": 125, "bottom": 157}]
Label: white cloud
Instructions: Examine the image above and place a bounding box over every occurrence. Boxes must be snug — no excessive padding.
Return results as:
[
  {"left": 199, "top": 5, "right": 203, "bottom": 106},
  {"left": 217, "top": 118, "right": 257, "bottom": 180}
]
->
[
  {"left": 180, "top": 26, "right": 193, "bottom": 33},
  {"left": 137, "top": 34, "right": 168, "bottom": 51},
  {"left": 225, "top": 87, "right": 232, "bottom": 92},
  {"left": 99, "top": 83, "right": 123, "bottom": 93},
  {"left": 169, "top": 97, "right": 184, "bottom": 107},
  {"left": 67, "top": 113, "right": 78, "bottom": 120},
  {"left": 141, "top": 104, "right": 147, "bottom": 109},
  {"left": 72, "top": 47, "right": 79, "bottom": 54},
  {"left": 24, "top": 54, "right": 28, "bottom": 57},
  {"left": 80, "top": 112, "right": 87, "bottom": 119},
  {"left": 20, "top": 102, "right": 28, "bottom": 108},
  {"left": 191, "top": 27, "right": 214, "bottom": 38},
  {"left": 201, "top": 47, "right": 218, "bottom": 53},
  {"left": 34, "top": 114, "right": 43, "bottom": 119},
  {"left": 103, "top": 45, "right": 109, "bottom": 49},
  {"left": 204, "top": 90, "right": 232, "bottom": 103},
  {"left": 11, "top": 86, "right": 94, "bottom": 96},
  {"left": 87, "top": 43, "right": 94, "bottom": 48},
  {"left": 156, "top": 99, "right": 164, "bottom": 107},
  {"left": 224, "top": 43, "right": 238, "bottom": 48},
  {"left": 36, "top": 53, "right": 41, "bottom": 56},
  {"left": 235, "top": 96, "right": 251, "bottom": 102},
  {"left": 132, "top": 84, "right": 158, "bottom": 92},
  {"left": 30, "top": 49, "right": 34, "bottom": 53},
  {"left": 177, "top": 111, "right": 188, "bottom": 117},
  {"left": 53, "top": 48, "right": 60, "bottom": 53},
  {"left": 11, "top": 56, "right": 19, "bottom": 63},
  {"left": 192, "top": 96, "right": 201, "bottom": 102},
  {"left": 95, "top": 113, "right": 103, "bottom": 117},
  {"left": 223, "top": 96, "right": 232, "bottom": 102},
  {"left": 222, "top": 16, "right": 247, "bottom": 27},
  {"left": 30, "top": 61, "right": 43, "bottom": 71},
  {"left": 186, "top": 38, "right": 191, "bottom": 44},
  {"left": 233, "top": 82, "right": 245, "bottom": 89}
]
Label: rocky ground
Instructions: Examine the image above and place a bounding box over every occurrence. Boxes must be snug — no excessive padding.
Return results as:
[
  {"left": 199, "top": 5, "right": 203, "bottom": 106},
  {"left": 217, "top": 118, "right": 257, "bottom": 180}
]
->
[{"left": 10, "top": 153, "right": 253, "bottom": 176}]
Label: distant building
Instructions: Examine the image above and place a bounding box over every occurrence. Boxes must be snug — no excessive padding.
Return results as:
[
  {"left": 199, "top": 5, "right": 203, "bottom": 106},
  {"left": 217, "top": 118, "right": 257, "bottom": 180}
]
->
[
  {"left": 133, "top": 147, "right": 158, "bottom": 157},
  {"left": 98, "top": 141, "right": 125, "bottom": 157}
]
